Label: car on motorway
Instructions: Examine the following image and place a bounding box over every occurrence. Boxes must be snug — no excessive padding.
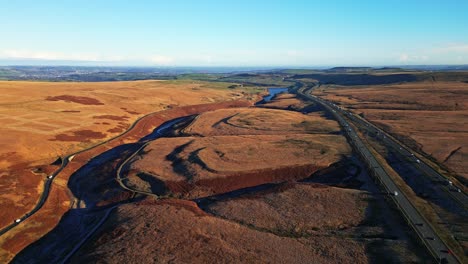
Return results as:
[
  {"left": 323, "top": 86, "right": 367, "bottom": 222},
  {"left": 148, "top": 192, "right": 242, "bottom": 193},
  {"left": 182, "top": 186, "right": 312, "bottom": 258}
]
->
[
  {"left": 416, "top": 159, "right": 420, "bottom": 163},
  {"left": 392, "top": 191, "right": 398, "bottom": 196},
  {"left": 15, "top": 219, "right": 21, "bottom": 223},
  {"left": 47, "top": 175, "right": 53, "bottom": 179}
]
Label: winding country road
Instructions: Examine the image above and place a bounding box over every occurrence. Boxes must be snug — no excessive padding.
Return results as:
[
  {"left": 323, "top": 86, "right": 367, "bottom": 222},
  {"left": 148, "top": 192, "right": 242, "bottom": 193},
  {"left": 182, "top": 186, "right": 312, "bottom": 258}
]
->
[
  {"left": 0, "top": 110, "right": 177, "bottom": 237},
  {"left": 295, "top": 85, "right": 462, "bottom": 264},
  {"left": 115, "top": 116, "right": 191, "bottom": 197}
]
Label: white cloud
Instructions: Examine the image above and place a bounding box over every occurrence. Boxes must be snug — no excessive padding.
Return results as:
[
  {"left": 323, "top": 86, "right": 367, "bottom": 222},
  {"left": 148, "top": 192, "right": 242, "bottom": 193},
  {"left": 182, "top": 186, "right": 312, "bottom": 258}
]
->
[
  {"left": 0, "top": 49, "right": 175, "bottom": 65},
  {"left": 0, "top": 49, "right": 103, "bottom": 61},
  {"left": 399, "top": 53, "right": 409, "bottom": 62},
  {"left": 397, "top": 53, "right": 429, "bottom": 63},
  {"left": 149, "top": 55, "right": 174, "bottom": 65}
]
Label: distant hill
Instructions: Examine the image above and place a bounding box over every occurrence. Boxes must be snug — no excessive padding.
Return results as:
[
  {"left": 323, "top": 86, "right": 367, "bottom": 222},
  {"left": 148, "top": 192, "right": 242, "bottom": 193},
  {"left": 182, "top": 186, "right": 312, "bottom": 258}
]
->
[
  {"left": 291, "top": 73, "right": 419, "bottom": 85},
  {"left": 326, "top": 67, "right": 373, "bottom": 73}
]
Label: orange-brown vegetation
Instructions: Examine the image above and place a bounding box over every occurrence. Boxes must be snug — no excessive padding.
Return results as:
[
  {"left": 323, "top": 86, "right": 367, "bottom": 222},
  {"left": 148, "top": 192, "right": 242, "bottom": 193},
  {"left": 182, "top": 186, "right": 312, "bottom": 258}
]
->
[
  {"left": 207, "top": 182, "right": 367, "bottom": 232},
  {"left": 11, "top": 93, "right": 427, "bottom": 263},
  {"left": 124, "top": 107, "right": 348, "bottom": 198},
  {"left": 0, "top": 80, "right": 254, "bottom": 262},
  {"left": 182, "top": 107, "right": 340, "bottom": 136},
  {"left": 74, "top": 180, "right": 425, "bottom": 263},
  {"left": 1, "top": 99, "right": 255, "bottom": 262},
  {"left": 73, "top": 197, "right": 368, "bottom": 264},
  {"left": 258, "top": 93, "right": 310, "bottom": 110},
  {"left": 46, "top": 95, "right": 104, "bottom": 105},
  {"left": 314, "top": 81, "right": 468, "bottom": 181}
]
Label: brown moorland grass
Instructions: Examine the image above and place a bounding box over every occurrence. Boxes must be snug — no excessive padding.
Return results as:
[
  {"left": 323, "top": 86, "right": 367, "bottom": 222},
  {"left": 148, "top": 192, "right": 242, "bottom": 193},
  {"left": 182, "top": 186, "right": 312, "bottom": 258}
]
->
[
  {"left": 0, "top": 80, "right": 249, "bottom": 230},
  {"left": 206, "top": 182, "right": 368, "bottom": 233},
  {"left": 182, "top": 107, "right": 340, "bottom": 136},
  {"left": 18, "top": 93, "right": 428, "bottom": 263},
  {"left": 258, "top": 93, "right": 310, "bottom": 110},
  {"left": 72, "top": 199, "right": 369, "bottom": 264},
  {"left": 126, "top": 133, "right": 348, "bottom": 198},
  {"left": 314, "top": 81, "right": 468, "bottom": 181},
  {"left": 352, "top": 122, "right": 467, "bottom": 261},
  {"left": 124, "top": 106, "right": 348, "bottom": 198},
  {"left": 0, "top": 79, "right": 256, "bottom": 262},
  {"left": 0, "top": 99, "right": 254, "bottom": 262}
]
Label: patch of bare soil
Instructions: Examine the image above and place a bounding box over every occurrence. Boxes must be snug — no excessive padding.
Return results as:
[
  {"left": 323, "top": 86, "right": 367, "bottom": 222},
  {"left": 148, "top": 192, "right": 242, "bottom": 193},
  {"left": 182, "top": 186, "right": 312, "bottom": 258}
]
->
[
  {"left": 93, "top": 115, "right": 129, "bottom": 121},
  {"left": 50, "top": 130, "right": 107, "bottom": 142},
  {"left": 46, "top": 95, "right": 104, "bottom": 105}
]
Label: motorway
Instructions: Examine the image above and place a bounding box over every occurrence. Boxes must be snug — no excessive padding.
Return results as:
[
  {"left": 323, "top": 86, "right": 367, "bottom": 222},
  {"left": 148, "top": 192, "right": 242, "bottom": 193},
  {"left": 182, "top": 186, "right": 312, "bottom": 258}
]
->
[
  {"left": 343, "top": 111, "right": 468, "bottom": 210},
  {"left": 295, "top": 86, "right": 461, "bottom": 264}
]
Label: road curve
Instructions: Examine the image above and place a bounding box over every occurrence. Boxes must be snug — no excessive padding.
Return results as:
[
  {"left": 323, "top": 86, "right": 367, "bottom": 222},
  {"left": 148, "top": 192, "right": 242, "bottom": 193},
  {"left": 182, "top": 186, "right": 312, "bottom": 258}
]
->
[
  {"left": 0, "top": 110, "right": 177, "bottom": 237},
  {"left": 115, "top": 116, "right": 191, "bottom": 197},
  {"left": 295, "top": 85, "right": 461, "bottom": 264},
  {"left": 58, "top": 206, "right": 116, "bottom": 264}
]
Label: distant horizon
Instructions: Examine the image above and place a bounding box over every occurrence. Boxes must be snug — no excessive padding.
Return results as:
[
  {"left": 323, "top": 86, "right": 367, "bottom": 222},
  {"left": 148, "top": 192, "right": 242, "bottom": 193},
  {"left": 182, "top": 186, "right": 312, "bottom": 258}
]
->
[
  {"left": 2, "top": 1, "right": 467, "bottom": 66},
  {"left": 1, "top": 60, "right": 467, "bottom": 69}
]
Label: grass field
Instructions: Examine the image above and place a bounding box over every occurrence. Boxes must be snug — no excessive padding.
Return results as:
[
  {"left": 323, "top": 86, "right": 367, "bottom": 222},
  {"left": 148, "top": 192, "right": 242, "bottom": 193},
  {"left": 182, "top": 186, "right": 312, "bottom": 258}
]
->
[
  {"left": 313, "top": 80, "right": 468, "bottom": 182},
  {"left": 0, "top": 80, "right": 253, "bottom": 232},
  {"left": 125, "top": 105, "right": 348, "bottom": 198}
]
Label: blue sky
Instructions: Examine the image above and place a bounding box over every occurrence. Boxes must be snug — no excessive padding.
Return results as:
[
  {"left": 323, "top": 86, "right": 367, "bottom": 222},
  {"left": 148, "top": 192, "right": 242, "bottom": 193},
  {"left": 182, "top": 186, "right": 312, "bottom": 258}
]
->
[{"left": 1, "top": 0, "right": 467, "bottom": 66}]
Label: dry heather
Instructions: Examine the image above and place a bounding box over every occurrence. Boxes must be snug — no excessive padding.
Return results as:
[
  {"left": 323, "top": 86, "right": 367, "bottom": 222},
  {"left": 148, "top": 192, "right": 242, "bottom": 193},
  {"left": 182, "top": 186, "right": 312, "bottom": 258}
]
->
[
  {"left": 72, "top": 199, "right": 368, "bottom": 264},
  {"left": 182, "top": 107, "right": 340, "bottom": 136},
  {"left": 0, "top": 80, "right": 255, "bottom": 263},
  {"left": 0, "top": 80, "right": 247, "bottom": 231},
  {"left": 73, "top": 166, "right": 426, "bottom": 263},
  {"left": 127, "top": 134, "right": 348, "bottom": 198},
  {"left": 0, "top": 99, "right": 253, "bottom": 263},
  {"left": 206, "top": 183, "right": 368, "bottom": 233},
  {"left": 258, "top": 93, "right": 310, "bottom": 110},
  {"left": 124, "top": 107, "right": 348, "bottom": 198},
  {"left": 314, "top": 81, "right": 468, "bottom": 180},
  {"left": 24, "top": 93, "right": 426, "bottom": 263}
]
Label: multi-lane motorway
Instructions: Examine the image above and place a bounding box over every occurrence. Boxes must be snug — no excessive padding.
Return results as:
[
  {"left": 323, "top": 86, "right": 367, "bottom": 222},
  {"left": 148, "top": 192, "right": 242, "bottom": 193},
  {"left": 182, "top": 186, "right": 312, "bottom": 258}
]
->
[
  {"left": 296, "top": 86, "right": 461, "bottom": 264},
  {"left": 344, "top": 111, "right": 468, "bottom": 210}
]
